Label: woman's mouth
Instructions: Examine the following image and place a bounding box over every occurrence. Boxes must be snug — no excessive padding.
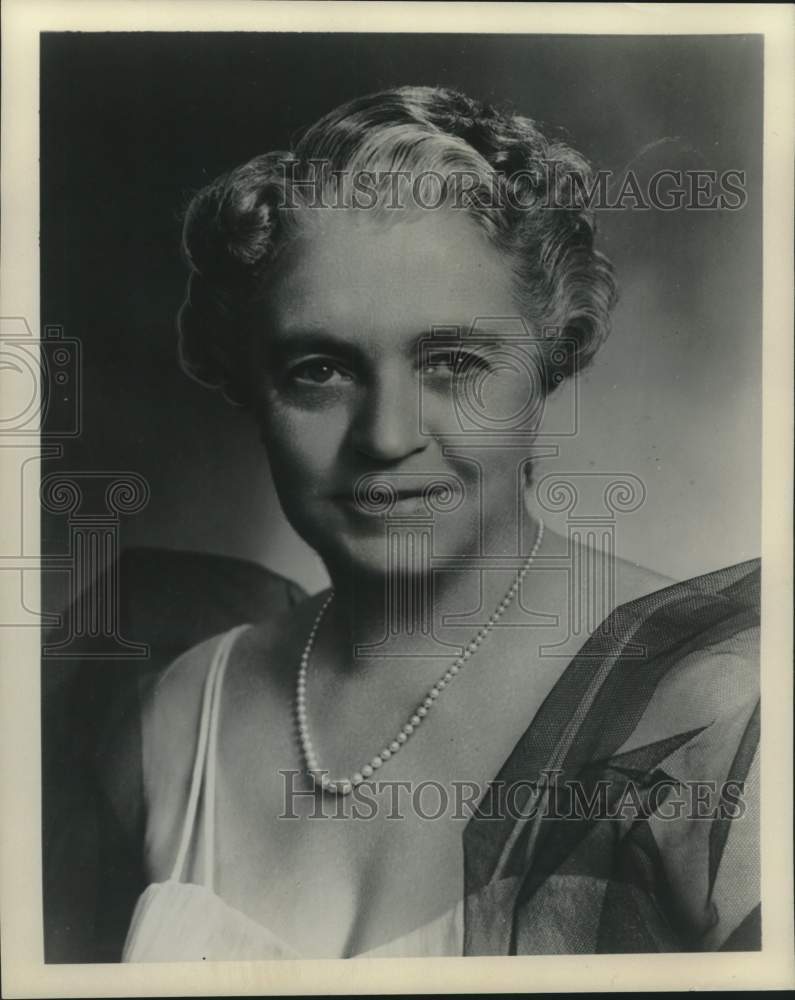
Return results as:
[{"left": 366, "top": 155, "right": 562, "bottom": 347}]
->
[{"left": 334, "top": 486, "right": 430, "bottom": 516}]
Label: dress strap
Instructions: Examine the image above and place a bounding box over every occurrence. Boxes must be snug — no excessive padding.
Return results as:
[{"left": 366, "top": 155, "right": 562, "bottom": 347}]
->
[{"left": 169, "top": 624, "right": 251, "bottom": 885}]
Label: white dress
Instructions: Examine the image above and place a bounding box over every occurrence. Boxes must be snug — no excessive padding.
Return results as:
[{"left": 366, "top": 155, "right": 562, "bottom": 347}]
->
[{"left": 122, "top": 625, "right": 463, "bottom": 961}]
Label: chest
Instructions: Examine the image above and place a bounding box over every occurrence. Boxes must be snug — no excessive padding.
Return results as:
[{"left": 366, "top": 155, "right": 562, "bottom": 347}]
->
[
  {"left": 203, "top": 652, "right": 571, "bottom": 957},
  {"left": 206, "top": 726, "right": 471, "bottom": 957},
  {"left": 144, "top": 617, "right": 577, "bottom": 958}
]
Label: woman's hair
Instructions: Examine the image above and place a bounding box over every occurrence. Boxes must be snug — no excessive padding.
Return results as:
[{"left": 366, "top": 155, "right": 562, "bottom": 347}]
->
[{"left": 177, "top": 85, "right": 618, "bottom": 407}]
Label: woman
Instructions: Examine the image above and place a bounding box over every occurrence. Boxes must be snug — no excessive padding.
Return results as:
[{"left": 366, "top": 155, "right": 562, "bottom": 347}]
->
[{"left": 121, "top": 86, "right": 760, "bottom": 960}]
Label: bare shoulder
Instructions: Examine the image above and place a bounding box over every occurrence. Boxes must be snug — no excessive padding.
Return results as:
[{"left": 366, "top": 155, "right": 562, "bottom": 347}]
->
[
  {"left": 141, "top": 591, "right": 331, "bottom": 794},
  {"left": 139, "top": 593, "right": 325, "bottom": 872},
  {"left": 142, "top": 634, "right": 218, "bottom": 774},
  {"left": 544, "top": 524, "right": 676, "bottom": 611},
  {"left": 139, "top": 632, "right": 222, "bottom": 871},
  {"left": 225, "top": 588, "right": 333, "bottom": 693}
]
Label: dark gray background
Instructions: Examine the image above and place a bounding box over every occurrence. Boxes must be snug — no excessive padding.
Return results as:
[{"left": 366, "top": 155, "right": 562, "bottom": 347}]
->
[{"left": 41, "top": 32, "right": 763, "bottom": 596}]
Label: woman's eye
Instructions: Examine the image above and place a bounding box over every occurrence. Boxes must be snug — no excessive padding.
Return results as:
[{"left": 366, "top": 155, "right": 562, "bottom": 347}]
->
[
  {"left": 289, "top": 360, "right": 352, "bottom": 386},
  {"left": 423, "top": 351, "right": 491, "bottom": 377},
  {"left": 423, "top": 351, "right": 452, "bottom": 374}
]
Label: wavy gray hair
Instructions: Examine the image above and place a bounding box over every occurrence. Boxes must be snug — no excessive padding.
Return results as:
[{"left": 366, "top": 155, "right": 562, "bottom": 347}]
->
[{"left": 177, "top": 85, "right": 618, "bottom": 407}]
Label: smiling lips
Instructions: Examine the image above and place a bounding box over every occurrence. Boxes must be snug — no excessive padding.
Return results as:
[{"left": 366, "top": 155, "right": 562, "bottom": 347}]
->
[{"left": 334, "top": 485, "right": 436, "bottom": 513}]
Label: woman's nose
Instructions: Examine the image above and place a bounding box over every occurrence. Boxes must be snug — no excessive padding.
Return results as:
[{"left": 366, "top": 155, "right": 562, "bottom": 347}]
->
[{"left": 352, "top": 372, "right": 427, "bottom": 463}]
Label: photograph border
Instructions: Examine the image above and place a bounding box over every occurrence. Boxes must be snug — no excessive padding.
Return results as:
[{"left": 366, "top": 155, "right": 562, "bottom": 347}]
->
[{"left": 1, "top": 1, "right": 793, "bottom": 996}]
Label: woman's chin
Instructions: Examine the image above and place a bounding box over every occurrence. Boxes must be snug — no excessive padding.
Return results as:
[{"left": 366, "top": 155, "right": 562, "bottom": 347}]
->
[
  {"left": 293, "top": 505, "right": 482, "bottom": 580},
  {"left": 318, "top": 539, "right": 400, "bottom": 581},
  {"left": 314, "top": 535, "right": 440, "bottom": 583}
]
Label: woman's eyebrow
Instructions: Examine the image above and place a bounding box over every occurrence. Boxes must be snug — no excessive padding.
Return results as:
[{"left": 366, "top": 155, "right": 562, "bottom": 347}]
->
[
  {"left": 266, "top": 328, "right": 363, "bottom": 361},
  {"left": 268, "top": 326, "right": 438, "bottom": 357}
]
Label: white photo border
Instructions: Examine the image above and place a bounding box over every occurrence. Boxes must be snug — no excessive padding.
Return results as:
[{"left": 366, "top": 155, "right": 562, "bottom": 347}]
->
[{"left": 1, "top": 2, "right": 792, "bottom": 996}]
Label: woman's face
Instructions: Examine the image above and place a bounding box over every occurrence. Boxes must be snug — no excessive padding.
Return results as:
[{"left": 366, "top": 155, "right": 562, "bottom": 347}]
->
[{"left": 256, "top": 206, "right": 542, "bottom": 576}]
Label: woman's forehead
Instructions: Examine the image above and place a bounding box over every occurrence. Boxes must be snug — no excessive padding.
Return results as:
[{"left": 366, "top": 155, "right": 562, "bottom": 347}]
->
[{"left": 268, "top": 206, "right": 518, "bottom": 336}]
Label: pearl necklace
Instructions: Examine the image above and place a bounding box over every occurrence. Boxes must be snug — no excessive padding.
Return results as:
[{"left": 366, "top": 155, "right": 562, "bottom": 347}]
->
[{"left": 295, "top": 518, "right": 545, "bottom": 795}]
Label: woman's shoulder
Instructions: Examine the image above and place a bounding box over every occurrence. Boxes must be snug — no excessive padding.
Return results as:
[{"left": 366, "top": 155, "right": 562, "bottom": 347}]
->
[
  {"left": 551, "top": 526, "right": 674, "bottom": 611},
  {"left": 598, "top": 556, "right": 761, "bottom": 752},
  {"left": 138, "top": 632, "right": 229, "bottom": 868},
  {"left": 139, "top": 592, "right": 331, "bottom": 873},
  {"left": 141, "top": 591, "right": 333, "bottom": 780},
  {"left": 145, "top": 589, "right": 331, "bottom": 714},
  {"left": 587, "top": 537, "right": 760, "bottom": 657},
  {"left": 550, "top": 543, "right": 762, "bottom": 761}
]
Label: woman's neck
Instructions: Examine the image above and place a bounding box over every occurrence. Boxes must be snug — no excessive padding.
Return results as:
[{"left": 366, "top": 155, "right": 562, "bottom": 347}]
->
[{"left": 321, "top": 514, "right": 546, "bottom": 666}]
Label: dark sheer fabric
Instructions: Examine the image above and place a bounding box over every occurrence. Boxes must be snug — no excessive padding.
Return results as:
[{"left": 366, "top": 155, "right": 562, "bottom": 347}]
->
[{"left": 463, "top": 559, "right": 761, "bottom": 954}]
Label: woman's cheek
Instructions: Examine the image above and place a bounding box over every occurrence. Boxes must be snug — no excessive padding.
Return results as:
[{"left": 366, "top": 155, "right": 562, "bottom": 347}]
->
[{"left": 261, "top": 396, "right": 349, "bottom": 481}]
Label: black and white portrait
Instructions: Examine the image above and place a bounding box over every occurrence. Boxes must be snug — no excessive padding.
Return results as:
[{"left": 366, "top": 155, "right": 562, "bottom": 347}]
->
[{"left": 1, "top": 2, "right": 792, "bottom": 995}]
